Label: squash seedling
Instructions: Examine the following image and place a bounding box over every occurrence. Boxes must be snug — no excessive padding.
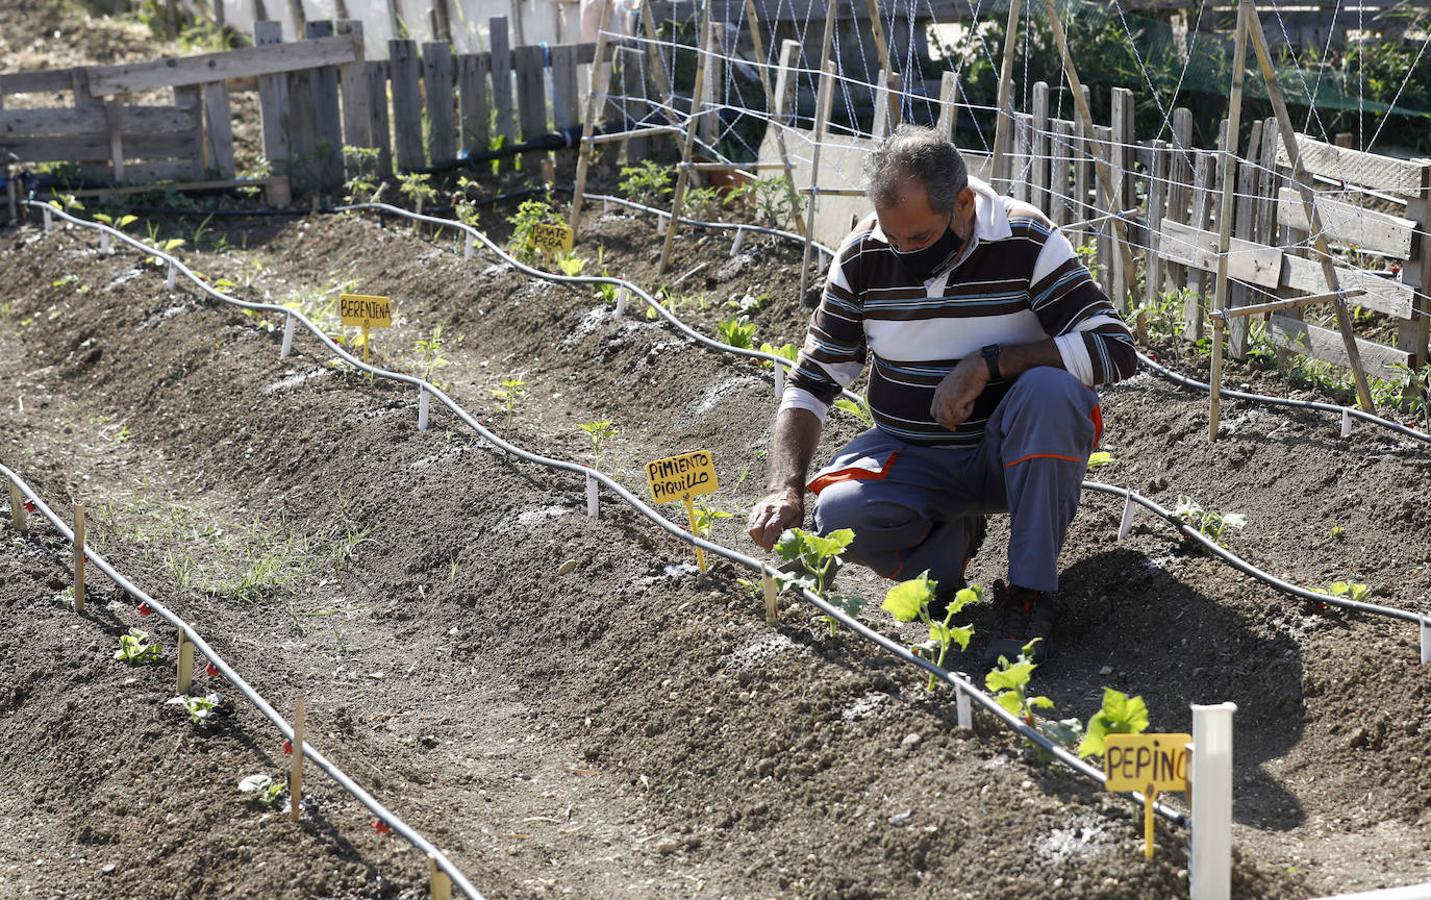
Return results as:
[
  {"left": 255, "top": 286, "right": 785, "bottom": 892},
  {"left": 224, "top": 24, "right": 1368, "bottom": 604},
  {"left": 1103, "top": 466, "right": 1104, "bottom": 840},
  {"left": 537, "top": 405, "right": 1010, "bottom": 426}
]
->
[
  {"left": 556, "top": 254, "right": 588, "bottom": 277},
  {"left": 238, "top": 773, "right": 286, "bottom": 807},
  {"left": 1173, "top": 496, "right": 1247, "bottom": 545},
  {"left": 93, "top": 213, "right": 138, "bottom": 230},
  {"left": 881, "top": 571, "right": 981, "bottom": 690},
  {"left": 1087, "top": 451, "right": 1114, "bottom": 469},
  {"left": 167, "top": 691, "right": 223, "bottom": 725},
  {"left": 114, "top": 628, "right": 163, "bottom": 665},
  {"left": 834, "top": 396, "right": 874, "bottom": 427},
  {"left": 490, "top": 376, "right": 526, "bottom": 430},
  {"left": 986, "top": 639, "right": 1084, "bottom": 756},
  {"left": 578, "top": 419, "right": 617, "bottom": 471},
  {"left": 717, "top": 314, "right": 757, "bottom": 349},
  {"left": 1315, "top": 580, "right": 1371, "bottom": 605},
  {"left": 1078, "top": 687, "right": 1150, "bottom": 758},
  {"left": 758, "top": 342, "right": 798, "bottom": 370},
  {"left": 774, "top": 527, "right": 862, "bottom": 636}
]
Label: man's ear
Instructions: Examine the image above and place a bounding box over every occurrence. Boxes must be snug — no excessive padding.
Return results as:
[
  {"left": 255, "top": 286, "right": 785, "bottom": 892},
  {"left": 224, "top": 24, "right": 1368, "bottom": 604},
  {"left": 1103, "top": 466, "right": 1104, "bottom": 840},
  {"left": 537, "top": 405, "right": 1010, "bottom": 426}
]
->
[{"left": 953, "top": 186, "right": 977, "bottom": 233}]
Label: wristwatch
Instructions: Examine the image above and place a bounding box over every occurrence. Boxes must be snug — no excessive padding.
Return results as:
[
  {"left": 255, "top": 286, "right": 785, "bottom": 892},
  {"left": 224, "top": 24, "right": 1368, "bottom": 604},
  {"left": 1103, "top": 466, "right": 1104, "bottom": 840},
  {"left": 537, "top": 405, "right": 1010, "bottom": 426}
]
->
[{"left": 980, "top": 344, "right": 1002, "bottom": 381}]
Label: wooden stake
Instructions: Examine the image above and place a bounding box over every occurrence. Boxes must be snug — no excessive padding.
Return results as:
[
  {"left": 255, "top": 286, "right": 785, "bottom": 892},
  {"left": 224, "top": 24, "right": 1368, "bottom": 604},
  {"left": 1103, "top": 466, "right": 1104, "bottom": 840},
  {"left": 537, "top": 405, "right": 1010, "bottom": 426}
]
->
[
  {"left": 289, "top": 694, "right": 305, "bottom": 823},
  {"left": 177, "top": 630, "right": 195, "bottom": 695},
  {"left": 989, "top": 0, "right": 1024, "bottom": 192},
  {"left": 743, "top": 0, "right": 803, "bottom": 235},
  {"left": 1209, "top": 0, "right": 1252, "bottom": 441},
  {"left": 428, "top": 854, "right": 453, "bottom": 900},
  {"left": 1143, "top": 786, "right": 1158, "bottom": 859},
  {"left": 1043, "top": 0, "right": 1142, "bottom": 334},
  {"left": 797, "top": 60, "right": 836, "bottom": 303},
  {"left": 1244, "top": 0, "right": 1376, "bottom": 412},
  {"left": 362, "top": 323, "right": 371, "bottom": 368},
  {"left": 7, "top": 485, "right": 26, "bottom": 532},
  {"left": 681, "top": 496, "right": 707, "bottom": 573},
  {"left": 657, "top": 14, "right": 712, "bottom": 276},
  {"left": 762, "top": 566, "right": 778, "bottom": 625},
  {"left": 638, "top": 0, "right": 681, "bottom": 132},
  {"left": 73, "top": 503, "right": 86, "bottom": 613},
  {"left": 568, "top": 0, "right": 616, "bottom": 237}
]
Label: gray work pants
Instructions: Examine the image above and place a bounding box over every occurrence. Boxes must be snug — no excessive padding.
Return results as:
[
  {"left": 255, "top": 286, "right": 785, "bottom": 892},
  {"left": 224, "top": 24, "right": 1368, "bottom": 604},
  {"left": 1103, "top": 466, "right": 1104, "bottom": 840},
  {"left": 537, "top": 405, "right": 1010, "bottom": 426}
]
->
[{"left": 810, "top": 366, "right": 1102, "bottom": 593}]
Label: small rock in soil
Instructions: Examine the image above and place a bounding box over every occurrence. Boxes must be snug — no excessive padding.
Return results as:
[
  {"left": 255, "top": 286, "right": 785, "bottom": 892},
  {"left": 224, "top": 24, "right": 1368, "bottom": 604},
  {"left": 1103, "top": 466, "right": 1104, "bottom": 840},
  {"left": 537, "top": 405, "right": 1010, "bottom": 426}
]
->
[
  {"left": 889, "top": 810, "right": 914, "bottom": 827},
  {"left": 1099, "top": 665, "right": 1114, "bottom": 676},
  {"left": 901, "top": 732, "right": 921, "bottom": 749},
  {"left": 101, "top": 863, "right": 116, "bottom": 875},
  {"left": 654, "top": 838, "right": 681, "bottom": 855},
  {"left": 557, "top": 559, "right": 578, "bottom": 576}
]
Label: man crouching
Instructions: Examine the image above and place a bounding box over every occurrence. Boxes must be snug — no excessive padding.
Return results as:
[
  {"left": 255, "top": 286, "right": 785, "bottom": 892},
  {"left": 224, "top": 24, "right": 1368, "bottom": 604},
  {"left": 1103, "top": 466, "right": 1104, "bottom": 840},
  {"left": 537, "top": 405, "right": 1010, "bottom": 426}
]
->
[{"left": 746, "top": 125, "right": 1136, "bottom": 669}]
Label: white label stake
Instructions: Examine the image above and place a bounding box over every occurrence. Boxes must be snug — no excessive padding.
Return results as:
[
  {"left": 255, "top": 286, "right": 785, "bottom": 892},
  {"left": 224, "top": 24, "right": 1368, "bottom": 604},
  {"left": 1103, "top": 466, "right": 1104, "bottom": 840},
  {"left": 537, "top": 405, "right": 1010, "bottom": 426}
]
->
[
  {"left": 417, "top": 387, "right": 430, "bottom": 431},
  {"left": 730, "top": 229, "right": 745, "bottom": 257},
  {"left": 42, "top": 206, "right": 52, "bottom": 232},
  {"left": 1340, "top": 408, "right": 1353, "bottom": 438},
  {"left": 1117, "top": 489, "right": 1136, "bottom": 541},
  {"left": 614, "top": 286, "right": 627, "bottom": 318},
  {"left": 166, "top": 261, "right": 176, "bottom": 290},
  {"left": 955, "top": 676, "right": 972, "bottom": 729},
  {"left": 1421, "top": 616, "right": 1430, "bottom": 665},
  {"left": 280, "top": 314, "right": 295, "bottom": 359},
  {"left": 1190, "top": 702, "right": 1237, "bottom": 900},
  {"left": 464, "top": 233, "right": 474, "bottom": 260},
  {"left": 100, "top": 231, "right": 110, "bottom": 254},
  {"left": 773, "top": 361, "right": 785, "bottom": 399},
  {"left": 585, "top": 473, "right": 599, "bottom": 518}
]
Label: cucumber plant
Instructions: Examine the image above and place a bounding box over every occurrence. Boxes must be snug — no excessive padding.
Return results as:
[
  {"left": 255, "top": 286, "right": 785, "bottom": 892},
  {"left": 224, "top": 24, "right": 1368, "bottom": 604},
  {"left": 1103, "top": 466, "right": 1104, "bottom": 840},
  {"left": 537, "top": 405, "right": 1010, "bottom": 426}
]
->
[
  {"left": 1173, "top": 495, "right": 1247, "bottom": 545},
  {"left": 238, "top": 773, "right": 285, "bottom": 807},
  {"left": 167, "top": 692, "right": 223, "bottom": 725},
  {"left": 834, "top": 396, "right": 874, "bottom": 427},
  {"left": 758, "top": 341, "right": 798, "bottom": 369},
  {"left": 774, "top": 527, "right": 863, "bottom": 636},
  {"left": 717, "top": 314, "right": 757, "bottom": 349},
  {"left": 881, "top": 571, "right": 981, "bottom": 690},
  {"left": 985, "top": 639, "right": 1084, "bottom": 757},
  {"left": 114, "top": 628, "right": 163, "bottom": 665},
  {"left": 1077, "top": 687, "right": 1150, "bottom": 759}
]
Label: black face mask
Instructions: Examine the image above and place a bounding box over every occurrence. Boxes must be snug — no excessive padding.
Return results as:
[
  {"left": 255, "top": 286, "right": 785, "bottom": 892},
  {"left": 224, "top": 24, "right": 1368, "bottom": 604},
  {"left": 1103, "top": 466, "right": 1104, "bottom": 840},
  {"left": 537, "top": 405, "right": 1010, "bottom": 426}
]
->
[{"left": 891, "top": 225, "right": 963, "bottom": 282}]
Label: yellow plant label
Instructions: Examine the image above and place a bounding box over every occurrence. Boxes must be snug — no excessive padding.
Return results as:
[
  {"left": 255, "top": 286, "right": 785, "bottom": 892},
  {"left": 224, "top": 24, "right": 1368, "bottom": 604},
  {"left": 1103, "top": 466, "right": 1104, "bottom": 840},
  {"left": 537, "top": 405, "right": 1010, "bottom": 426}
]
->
[
  {"left": 339, "top": 293, "right": 393, "bottom": 328},
  {"left": 645, "top": 450, "right": 718, "bottom": 505},
  {"left": 529, "top": 223, "right": 574, "bottom": 255},
  {"left": 1104, "top": 733, "right": 1191, "bottom": 792}
]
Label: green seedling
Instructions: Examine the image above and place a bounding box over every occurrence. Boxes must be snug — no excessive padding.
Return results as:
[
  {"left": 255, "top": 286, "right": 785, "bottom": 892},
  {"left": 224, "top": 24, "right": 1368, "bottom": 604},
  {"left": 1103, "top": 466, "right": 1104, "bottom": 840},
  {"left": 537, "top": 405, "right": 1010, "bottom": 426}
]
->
[
  {"left": 115, "top": 628, "right": 163, "bottom": 665},
  {"left": 1329, "top": 525, "right": 1345, "bottom": 539},
  {"left": 578, "top": 419, "right": 617, "bottom": 471},
  {"left": 93, "top": 213, "right": 138, "bottom": 230},
  {"left": 724, "top": 175, "right": 803, "bottom": 230},
  {"left": 986, "top": 639, "right": 1085, "bottom": 757},
  {"left": 683, "top": 184, "right": 722, "bottom": 220},
  {"left": 1086, "top": 451, "right": 1113, "bottom": 469},
  {"left": 396, "top": 171, "right": 436, "bottom": 216},
  {"left": 238, "top": 773, "right": 286, "bottom": 807},
  {"left": 774, "top": 527, "right": 862, "bottom": 636},
  {"left": 167, "top": 691, "right": 223, "bottom": 725},
  {"left": 1077, "top": 687, "right": 1150, "bottom": 759},
  {"left": 490, "top": 377, "right": 527, "bottom": 429},
  {"left": 1173, "top": 496, "right": 1247, "bottom": 545},
  {"left": 1318, "top": 581, "right": 1371, "bottom": 603},
  {"left": 717, "top": 314, "right": 757, "bottom": 349},
  {"left": 758, "top": 341, "right": 798, "bottom": 370},
  {"left": 594, "top": 282, "right": 619, "bottom": 305},
  {"left": 343, "top": 145, "right": 384, "bottom": 205},
  {"left": 413, "top": 324, "right": 449, "bottom": 384},
  {"left": 834, "top": 396, "right": 874, "bottom": 427},
  {"left": 881, "top": 571, "right": 981, "bottom": 690},
  {"left": 691, "top": 501, "right": 733, "bottom": 539},
  {"left": 48, "top": 193, "right": 84, "bottom": 212},
  {"left": 556, "top": 254, "right": 587, "bottom": 277},
  {"left": 507, "top": 196, "right": 562, "bottom": 266}
]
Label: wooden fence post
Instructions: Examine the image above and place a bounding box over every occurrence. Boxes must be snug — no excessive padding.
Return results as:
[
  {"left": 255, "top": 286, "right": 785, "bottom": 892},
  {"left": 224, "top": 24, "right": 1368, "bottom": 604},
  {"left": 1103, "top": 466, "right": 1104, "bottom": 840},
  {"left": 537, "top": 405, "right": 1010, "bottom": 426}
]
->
[
  {"left": 255, "top": 21, "right": 292, "bottom": 187},
  {"left": 659, "top": 15, "right": 714, "bottom": 275},
  {"left": 989, "top": 0, "right": 1024, "bottom": 193},
  {"left": 513, "top": 44, "right": 546, "bottom": 172},
  {"left": 549, "top": 42, "right": 580, "bottom": 178},
  {"left": 389, "top": 39, "right": 424, "bottom": 172},
  {"left": 304, "top": 21, "right": 344, "bottom": 192},
  {"left": 336, "top": 20, "right": 373, "bottom": 170},
  {"left": 569, "top": 0, "right": 615, "bottom": 235},
  {"left": 366, "top": 60, "right": 393, "bottom": 178},
  {"left": 458, "top": 52, "right": 492, "bottom": 159},
  {"left": 488, "top": 17, "right": 516, "bottom": 172},
  {"left": 201, "top": 82, "right": 236, "bottom": 178},
  {"left": 1031, "top": 82, "right": 1049, "bottom": 212},
  {"left": 422, "top": 41, "right": 457, "bottom": 167}
]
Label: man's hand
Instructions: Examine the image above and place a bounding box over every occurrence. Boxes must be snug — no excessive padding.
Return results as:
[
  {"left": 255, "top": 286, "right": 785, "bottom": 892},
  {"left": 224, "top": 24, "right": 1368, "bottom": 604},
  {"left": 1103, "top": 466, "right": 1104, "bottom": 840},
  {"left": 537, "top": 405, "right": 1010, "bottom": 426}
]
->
[
  {"left": 747, "top": 487, "right": 804, "bottom": 550},
  {"left": 930, "top": 355, "right": 989, "bottom": 431}
]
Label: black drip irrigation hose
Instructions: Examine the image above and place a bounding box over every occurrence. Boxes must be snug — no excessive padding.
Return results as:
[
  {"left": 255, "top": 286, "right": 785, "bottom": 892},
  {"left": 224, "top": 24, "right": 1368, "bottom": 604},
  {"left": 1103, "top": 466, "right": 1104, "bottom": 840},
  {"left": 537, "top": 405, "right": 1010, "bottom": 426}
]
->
[
  {"left": 0, "top": 462, "right": 485, "bottom": 900},
  {"left": 27, "top": 199, "right": 1191, "bottom": 828}
]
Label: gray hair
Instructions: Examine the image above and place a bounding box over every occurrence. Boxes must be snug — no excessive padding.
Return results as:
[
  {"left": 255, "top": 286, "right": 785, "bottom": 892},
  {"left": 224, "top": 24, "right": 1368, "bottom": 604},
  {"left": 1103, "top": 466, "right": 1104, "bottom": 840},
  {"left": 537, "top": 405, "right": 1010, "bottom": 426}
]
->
[{"left": 864, "top": 124, "right": 968, "bottom": 213}]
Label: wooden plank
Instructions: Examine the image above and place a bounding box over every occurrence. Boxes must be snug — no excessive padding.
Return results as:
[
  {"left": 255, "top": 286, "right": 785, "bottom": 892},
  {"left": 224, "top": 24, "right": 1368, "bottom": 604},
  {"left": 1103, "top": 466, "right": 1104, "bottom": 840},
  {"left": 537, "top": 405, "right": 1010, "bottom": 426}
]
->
[
  {"left": 934, "top": 70, "right": 957, "bottom": 140},
  {"left": 0, "top": 106, "right": 193, "bottom": 136},
  {"left": 87, "top": 36, "right": 360, "bottom": 96},
  {"left": 1144, "top": 139, "right": 1166, "bottom": 308},
  {"left": 1109, "top": 87, "right": 1132, "bottom": 314},
  {"left": 335, "top": 21, "right": 373, "bottom": 154},
  {"left": 1164, "top": 107, "right": 1192, "bottom": 293},
  {"left": 0, "top": 132, "right": 199, "bottom": 163},
  {"left": 1049, "top": 118, "right": 1071, "bottom": 227},
  {"left": 1274, "top": 132, "right": 1425, "bottom": 196},
  {"left": 0, "top": 68, "right": 81, "bottom": 96},
  {"left": 202, "top": 81, "right": 236, "bottom": 177},
  {"left": 1010, "top": 113, "right": 1030, "bottom": 204},
  {"left": 367, "top": 61, "right": 393, "bottom": 177},
  {"left": 1280, "top": 253, "right": 1415, "bottom": 319},
  {"left": 488, "top": 16, "right": 515, "bottom": 172},
  {"left": 550, "top": 42, "right": 580, "bottom": 176},
  {"left": 1158, "top": 220, "right": 1284, "bottom": 288},
  {"left": 1093, "top": 123, "right": 1112, "bottom": 295},
  {"left": 1276, "top": 187, "right": 1415, "bottom": 258},
  {"left": 1255, "top": 116, "right": 1279, "bottom": 245},
  {"left": 254, "top": 21, "right": 291, "bottom": 181},
  {"left": 286, "top": 46, "right": 319, "bottom": 192},
  {"left": 1072, "top": 86, "right": 1091, "bottom": 247},
  {"left": 173, "top": 85, "right": 206, "bottom": 178},
  {"left": 389, "top": 39, "right": 424, "bottom": 171},
  {"left": 422, "top": 41, "right": 457, "bottom": 167},
  {"left": 305, "top": 22, "right": 344, "bottom": 191},
  {"left": 1265, "top": 313, "right": 1410, "bottom": 381},
  {"left": 1229, "top": 120, "right": 1262, "bottom": 357},
  {"left": 457, "top": 52, "right": 491, "bottom": 156},
  {"left": 103, "top": 101, "right": 124, "bottom": 181},
  {"left": 513, "top": 44, "right": 546, "bottom": 171},
  {"left": 1403, "top": 166, "right": 1431, "bottom": 368}
]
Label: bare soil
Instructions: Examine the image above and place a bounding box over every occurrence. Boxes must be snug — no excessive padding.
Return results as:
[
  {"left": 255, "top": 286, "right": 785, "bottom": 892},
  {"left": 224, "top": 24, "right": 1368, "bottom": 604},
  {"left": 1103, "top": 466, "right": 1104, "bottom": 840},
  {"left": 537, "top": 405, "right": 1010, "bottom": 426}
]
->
[{"left": 2, "top": 200, "right": 1429, "bottom": 899}]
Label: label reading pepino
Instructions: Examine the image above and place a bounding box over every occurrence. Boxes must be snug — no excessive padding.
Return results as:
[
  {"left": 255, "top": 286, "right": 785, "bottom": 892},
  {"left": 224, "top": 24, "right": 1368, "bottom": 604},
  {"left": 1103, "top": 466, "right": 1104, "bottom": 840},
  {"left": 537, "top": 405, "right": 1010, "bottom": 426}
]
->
[
  {"left": 339, "top": 293, "right": 393, "bottom": 328},
  {"left": 1103, "top": 733, "right": 1191, "bottom": 793},
  {"left": 644, "top": 450, "right": 718, "bottom": 505}
]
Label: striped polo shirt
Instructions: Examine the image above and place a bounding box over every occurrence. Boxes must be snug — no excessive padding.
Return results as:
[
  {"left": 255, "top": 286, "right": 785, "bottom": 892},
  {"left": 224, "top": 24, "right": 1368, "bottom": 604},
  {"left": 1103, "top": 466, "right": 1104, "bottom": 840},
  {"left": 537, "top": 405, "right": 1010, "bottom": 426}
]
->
[{"left": 781, "top": 176, "right": 1137, "bottom": 447}]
